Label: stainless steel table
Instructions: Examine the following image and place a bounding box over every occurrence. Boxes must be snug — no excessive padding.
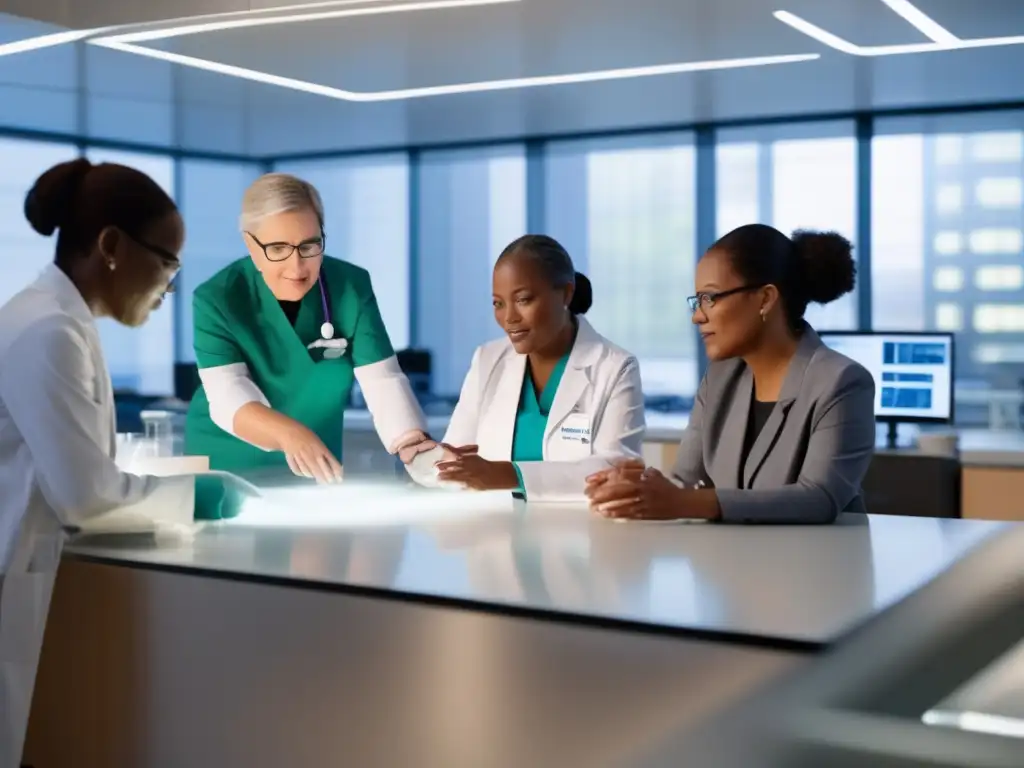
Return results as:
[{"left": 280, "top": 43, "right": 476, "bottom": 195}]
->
[{"left": 22, "top": 478, "right": 1011, "bottom": 768}]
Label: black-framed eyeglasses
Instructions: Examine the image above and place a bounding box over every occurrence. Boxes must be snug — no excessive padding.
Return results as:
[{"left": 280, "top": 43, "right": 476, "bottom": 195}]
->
[
  {"left": 686, "top": 284, "right": 765, "bottom": 313},
  {"left": 246, "top": 231, "right": 326, "bottom": 262},
  {"left": 128, "top": 232, "right": 182, "bottom": 292}
]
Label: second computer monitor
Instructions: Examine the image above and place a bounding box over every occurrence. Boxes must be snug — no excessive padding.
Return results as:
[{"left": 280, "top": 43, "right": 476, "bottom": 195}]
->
[{"left": 817, "top": 331, "right": 954, "bottom": 423}]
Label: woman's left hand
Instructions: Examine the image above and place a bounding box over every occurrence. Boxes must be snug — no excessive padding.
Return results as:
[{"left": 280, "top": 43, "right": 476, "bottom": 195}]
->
[
  {"left": 586, "top": 465, "right": 716, "bottom": 521},
  {"left": 436, "top": 455, "right": 520, "bottom": 491},
  {"left": 394, "top": 431, "right": 438, "bottom": 464}
]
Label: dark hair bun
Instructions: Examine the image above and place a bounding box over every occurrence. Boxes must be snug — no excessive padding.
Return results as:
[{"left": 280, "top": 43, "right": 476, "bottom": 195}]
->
[
  {"left": 791, "top": 230, "right": 856, "bottom": 305},
  {"left": 569, "top": 271, "right": 592, "bottom": 315},
  {"left": 24, "top": 158, "right": 93, "bottom": 236}
]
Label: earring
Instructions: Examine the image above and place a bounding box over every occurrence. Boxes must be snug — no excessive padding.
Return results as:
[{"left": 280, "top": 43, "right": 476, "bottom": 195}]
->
[
  {"left": 107, "top": 260, "right": 116, "bottom": 272},
  {"left": 760, "top": 310, "right": 766, "bottom": 323}
]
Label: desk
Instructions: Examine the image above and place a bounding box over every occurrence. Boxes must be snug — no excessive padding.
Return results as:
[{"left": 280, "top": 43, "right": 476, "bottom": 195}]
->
[
  {"left": 342, "top": 409, "right": 1024, "bottom": 521},
  {"left": 24, "top": 481, "right": 1008, "bottom": 768}
]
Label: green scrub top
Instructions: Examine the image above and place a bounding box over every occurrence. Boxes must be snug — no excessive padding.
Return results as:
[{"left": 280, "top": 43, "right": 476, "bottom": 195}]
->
[
  {"left": 510, "top": 351, "right": 570, "bottom": 494},
  {"left": 184, "top": 256, "right": 395, "bottom": 519}
]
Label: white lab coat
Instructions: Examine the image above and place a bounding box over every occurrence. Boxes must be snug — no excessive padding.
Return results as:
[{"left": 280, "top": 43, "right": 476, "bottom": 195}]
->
[
  {"left": 0, "top": 265, "right": 193, "bottom": 768},
  {"left": 443, "top": 317, "right": 645, "bottom": 501}
]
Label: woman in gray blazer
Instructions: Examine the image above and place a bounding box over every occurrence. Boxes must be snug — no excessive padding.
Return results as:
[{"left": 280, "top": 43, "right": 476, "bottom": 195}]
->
[{"left": 586, "top": 223, "right": 875, "bottom": 524}]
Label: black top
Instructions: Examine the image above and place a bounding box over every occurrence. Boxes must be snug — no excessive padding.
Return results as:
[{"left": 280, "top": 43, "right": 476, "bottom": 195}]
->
[
  {"left": 742, "top": 398, "right": 777, "bottom": 466},
  {"left": 279, "top": 300, "right": 301, "bottom": 327}
]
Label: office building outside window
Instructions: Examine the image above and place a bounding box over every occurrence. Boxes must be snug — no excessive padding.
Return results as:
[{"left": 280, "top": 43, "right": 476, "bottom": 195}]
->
[
  {"left": 416, "top": 146, "right": 527, "bottom": 397},
  {"left": 873, "top": 114, "right": 1024, "bottom": 418},
  {"left": 716, "top": 122, "right": 859, "bottom": 333},
  {"left": 545, "top": 133, "right": 698, "bottom": 398}
]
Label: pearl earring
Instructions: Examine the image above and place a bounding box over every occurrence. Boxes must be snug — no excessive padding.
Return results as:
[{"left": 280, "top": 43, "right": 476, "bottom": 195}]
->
[{"left": 107, "top": 260, "right": 116, "bottom": 271}]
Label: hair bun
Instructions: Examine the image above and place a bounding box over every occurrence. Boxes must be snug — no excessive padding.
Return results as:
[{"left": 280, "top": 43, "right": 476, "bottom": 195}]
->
[
  {"left": 24, "top": 157, "right": 93, "bottom": 236},
  {"left": 569, "top": 271, "right": 593, "bottom": 315},
  {"left": 791, "top": 229, "right": 856, "bottom": 305}
]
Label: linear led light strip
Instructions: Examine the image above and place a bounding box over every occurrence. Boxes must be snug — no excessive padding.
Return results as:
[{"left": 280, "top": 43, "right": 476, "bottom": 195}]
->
[
  {"left": 922, "top": 709, "right": 1024, "bottom": 740},
  {"left": 776, "top": 0, "right": 1024, "bottom": 56},
  {"left": 0, "top": 0, "right": 819, "bottom": 101},
  {"left": 97, "top": 0, "right": 521, "bottom": 43},
  {"left": 84, "top": 3, "right": 819, "bottom": 101},
  {"left": 90, "top": 42, "right": 820, "bottom": 102}
]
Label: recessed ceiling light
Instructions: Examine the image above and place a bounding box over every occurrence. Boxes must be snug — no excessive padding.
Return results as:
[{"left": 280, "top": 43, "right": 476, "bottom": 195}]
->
[{"left": 776, "top": 0, "right": 1024, "bottom": 56}]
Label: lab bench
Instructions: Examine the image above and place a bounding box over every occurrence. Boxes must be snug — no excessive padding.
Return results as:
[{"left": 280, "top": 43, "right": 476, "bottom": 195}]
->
[{"left": 23, "top": 479, "right": 1009, "bottom": 768}]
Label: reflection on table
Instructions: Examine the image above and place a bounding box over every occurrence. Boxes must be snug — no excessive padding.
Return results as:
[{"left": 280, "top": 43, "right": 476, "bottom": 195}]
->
[{"left": 65, "top": 474, "right": 1010, "bottom": 646}]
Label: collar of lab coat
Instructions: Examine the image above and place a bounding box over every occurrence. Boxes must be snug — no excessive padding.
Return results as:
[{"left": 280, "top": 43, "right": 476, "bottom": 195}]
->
[
  {"left": 566, "top": 317, "right": 604, "bottom": 376},
  {"left": 35, "top": 263, "right": 94, "bottom": 324}
]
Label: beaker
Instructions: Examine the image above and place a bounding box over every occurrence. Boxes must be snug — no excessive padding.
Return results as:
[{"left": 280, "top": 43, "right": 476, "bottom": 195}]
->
[{"left": 140, "top": 410, "right": 176, "bottom": 457}]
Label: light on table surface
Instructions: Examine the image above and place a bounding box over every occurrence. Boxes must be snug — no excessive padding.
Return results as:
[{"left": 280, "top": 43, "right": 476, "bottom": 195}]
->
[{"left": 231, "top": 480, "right": 515, "bottom": 529}]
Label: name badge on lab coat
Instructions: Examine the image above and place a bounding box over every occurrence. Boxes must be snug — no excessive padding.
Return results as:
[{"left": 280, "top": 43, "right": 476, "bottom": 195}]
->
[{"left": 559, "top": 413, "right": 591, "bottom": 444}]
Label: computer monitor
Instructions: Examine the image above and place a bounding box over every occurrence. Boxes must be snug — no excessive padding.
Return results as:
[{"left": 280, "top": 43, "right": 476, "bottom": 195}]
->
[{"left": 818, "top": 331, "right": 955, "bottom": 448}]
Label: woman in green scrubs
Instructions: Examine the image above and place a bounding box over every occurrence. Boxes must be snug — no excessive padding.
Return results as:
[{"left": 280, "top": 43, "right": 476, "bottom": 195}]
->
[{"left": 184, "top": 173, "right": 434, "bottom": 518}]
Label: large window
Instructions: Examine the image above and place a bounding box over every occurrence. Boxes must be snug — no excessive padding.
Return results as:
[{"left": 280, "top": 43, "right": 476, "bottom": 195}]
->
[
  {"left": 274, "top": 155, "right": 411, "bottom": 350},
  {"left": 0, "top": 138, "right": 79, "bottom": 308},
  {"left": 873, "top": 113, "right": 1024, "bottom": 409},
  {"left": 86, "top": 148, "right": 176, "bottom": 394},
  {"left": 716, "top": 122, "right": 859, "bottom": 332},
  {"left": 0, "top": 14, "right": 79, "bottom": 134},
  {"left": 545, "top": 134, "right": 698, "bottom": 397},
  {"left": 416, "top": 146, "right": 527, "bottom": 397},
  {"left": 83, "top": 41, "right": 174, "bottom": 146},
  {"left": 178, "top": 159, "right": 262, "bottom": 361}
]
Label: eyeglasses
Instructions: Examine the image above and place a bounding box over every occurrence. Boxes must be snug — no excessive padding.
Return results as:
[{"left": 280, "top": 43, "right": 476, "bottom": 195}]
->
[
  {"left": 247, "top": 231, "right": 326, "bottom": 262},
  {"left": 686, "top": 284, "right": 765, "bottom": 313},
  {"left": 128, "top": 233, "right": 181, "bottom": 292}
]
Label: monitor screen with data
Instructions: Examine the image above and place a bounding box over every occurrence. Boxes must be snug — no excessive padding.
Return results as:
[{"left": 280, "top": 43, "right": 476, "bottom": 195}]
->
[{"left": 818, "top": 332, "right": 954, "bottom": 423}]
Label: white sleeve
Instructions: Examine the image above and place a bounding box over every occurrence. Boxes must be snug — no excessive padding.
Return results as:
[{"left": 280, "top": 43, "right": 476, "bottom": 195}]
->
[
  {"left": 516, "top": 357, "right": 646, "bottom": 502},
  {"left": 198, "top": 362, "right": 272, "bottom": 451},
  {"left": 354, "top": 355, "right": 428, "bottom": 452},
  {"left": 0, "top": 318, "right": 193, "bottom": 528},
  {"left": 442, "top": 346, "right": 483, "bottom": 448}
]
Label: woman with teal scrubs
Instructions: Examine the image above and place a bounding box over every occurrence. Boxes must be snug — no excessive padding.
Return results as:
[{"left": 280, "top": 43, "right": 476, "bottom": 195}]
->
[
  {"left": 433, "top": 235, "right": 646, "bottom": 501},
  {"left": 184, "top": 173, "right": 434, "bottom": 517}
]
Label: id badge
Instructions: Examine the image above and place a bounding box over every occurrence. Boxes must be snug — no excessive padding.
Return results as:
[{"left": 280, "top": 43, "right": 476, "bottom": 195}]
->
[{"left": 559, "top": 413, "right": 592, "bottom": 444}]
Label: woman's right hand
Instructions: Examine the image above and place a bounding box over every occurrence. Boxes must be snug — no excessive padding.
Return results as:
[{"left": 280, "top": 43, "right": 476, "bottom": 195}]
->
[
  {"left": 438, "top": 443, "right": 479, "bottom": 463},
  {"left": 279, "top": 425, "right": 343, "bottom": 484},
  {"left": 585, "top": 458, "right": 646, "bottom": 491}
]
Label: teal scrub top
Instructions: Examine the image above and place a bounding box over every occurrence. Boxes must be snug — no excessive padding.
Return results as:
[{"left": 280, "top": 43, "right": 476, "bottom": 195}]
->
[
  {"left": 510, "top": 351, "right": 570, "bottom": 494},
  {"left": 184, "top": 256, "right": 395, "bottom": 519}
]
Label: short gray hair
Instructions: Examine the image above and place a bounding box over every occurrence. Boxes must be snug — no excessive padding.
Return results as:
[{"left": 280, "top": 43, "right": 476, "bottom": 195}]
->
[{"left": 239, "top": 172, "right": 325, "bottom": 232}]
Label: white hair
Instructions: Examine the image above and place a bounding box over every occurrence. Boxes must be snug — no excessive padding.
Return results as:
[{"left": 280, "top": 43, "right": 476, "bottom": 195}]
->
[{"left": 239, "top": 172, "right": 325, "bottom": 232}]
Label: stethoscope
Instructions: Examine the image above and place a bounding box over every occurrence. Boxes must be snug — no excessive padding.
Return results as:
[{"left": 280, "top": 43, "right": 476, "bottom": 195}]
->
[{"left": 305, "top": 274, "right": 348, "bottom": 359}]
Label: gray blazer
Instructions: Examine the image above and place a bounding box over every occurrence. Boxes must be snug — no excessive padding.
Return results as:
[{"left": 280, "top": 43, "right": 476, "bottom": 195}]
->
[{"left": 671, "top": 327, "right": 876, "bottom": 524}]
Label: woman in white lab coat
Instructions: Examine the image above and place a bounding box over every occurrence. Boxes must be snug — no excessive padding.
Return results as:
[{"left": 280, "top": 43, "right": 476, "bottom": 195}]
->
[
  {"left": 435, "top": 235, "right": 646, "bottom": 501},
  {"left": 0, "top": 159, "right": 209, "bottom": 768}
]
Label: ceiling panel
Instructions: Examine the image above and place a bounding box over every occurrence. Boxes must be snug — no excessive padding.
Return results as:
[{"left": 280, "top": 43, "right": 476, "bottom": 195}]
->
[
  {"left": 150, "top": 0, "right": 943, "bottom": 92},
  {"left": 2, "top": 0, "right": 1024, "bottom": 155},
  {"left": 915, "top": 0, "right": 1024, "bottom": 40}
]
